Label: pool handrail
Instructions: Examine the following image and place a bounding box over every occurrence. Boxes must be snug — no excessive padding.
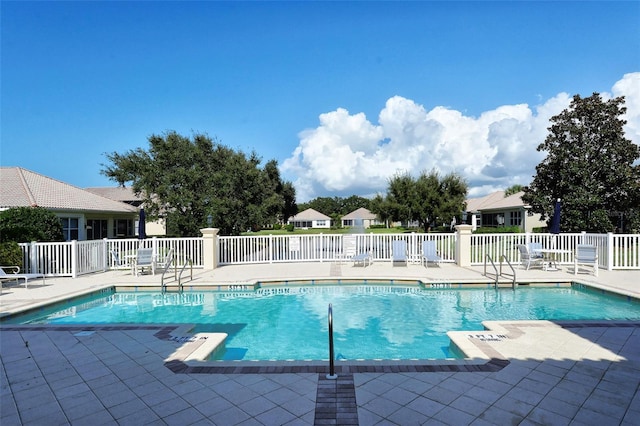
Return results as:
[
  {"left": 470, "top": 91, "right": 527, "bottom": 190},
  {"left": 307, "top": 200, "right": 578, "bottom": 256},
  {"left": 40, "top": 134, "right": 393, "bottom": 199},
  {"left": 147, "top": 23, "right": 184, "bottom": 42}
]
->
[
  {"left": 484, "top": 254, "right": 499, "bottom": 288},
  {"left": 499, "top": 255, "right": 517, "bottom": 289},
  {"left": 178, "top": 259, "right": 193, "bottom": 290},
  {"left": 327, "top": 303, "right": 337, "bottom": 380}
]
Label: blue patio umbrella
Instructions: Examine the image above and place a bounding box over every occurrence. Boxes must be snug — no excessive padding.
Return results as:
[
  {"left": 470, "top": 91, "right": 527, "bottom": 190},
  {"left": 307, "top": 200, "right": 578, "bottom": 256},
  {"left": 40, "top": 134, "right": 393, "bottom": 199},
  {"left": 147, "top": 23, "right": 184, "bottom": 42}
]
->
[
  {"left": 550, "top": 199, "right": 561, "bottom": 234},
  {"left": 138, "top": 208, "right": 147, "bottom": 239}
]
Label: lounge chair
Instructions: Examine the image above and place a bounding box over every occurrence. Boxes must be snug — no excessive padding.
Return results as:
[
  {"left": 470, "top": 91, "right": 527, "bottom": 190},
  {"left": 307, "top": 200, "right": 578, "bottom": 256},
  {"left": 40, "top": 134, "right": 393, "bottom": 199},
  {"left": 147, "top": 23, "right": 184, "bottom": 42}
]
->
[
  {"left": 527, "top": 242, "right": 544, "bottom": 259},
  {"left": 391, "top": 240, "right": 408, "bottom": 266},
  {"left": 352, "top": 252, "right": 372, "bottom": 267},
  {"left": 517, "top": 245, "right": 544, "bottom": 270},
  {"left": 340, "top": 235, "right": 357, "bottom": 264},
  {"left": 132, "top": 248, "right": 155, "bottom": 276},
  {"left": 421, "top": 241, "right": 442, "bottom": 267},
  {"left": 574, "top": 244, "right": 598, "bottom": 277},
  {"left": 156, "top": 249, "right": 174, "bottom": 273},
  {"left": 0, "top": 266, "right": 45, "bottom": 289},
  {"left": 110, "top": 250, "right": 124, "bottom": 268}
]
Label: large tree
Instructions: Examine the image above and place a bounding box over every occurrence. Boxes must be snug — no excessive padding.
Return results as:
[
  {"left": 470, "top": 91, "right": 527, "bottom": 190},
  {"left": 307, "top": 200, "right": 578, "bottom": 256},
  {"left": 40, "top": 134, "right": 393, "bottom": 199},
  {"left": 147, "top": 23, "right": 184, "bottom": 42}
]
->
[
  {"left": 372, "top": 170, "right": 468, "bottom": 231},
  {"left": 102, "top": 131, "right": 296, "bottom": 236},
  {"left": 523, "top": 93, "right": 640, "bottom": 232}
]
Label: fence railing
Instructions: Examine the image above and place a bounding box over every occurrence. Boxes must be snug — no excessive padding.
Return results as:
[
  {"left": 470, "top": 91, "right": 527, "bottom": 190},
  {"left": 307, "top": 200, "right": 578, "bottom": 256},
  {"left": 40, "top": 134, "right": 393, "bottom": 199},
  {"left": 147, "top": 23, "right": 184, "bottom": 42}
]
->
[
  {"left": 469, "top": 232, "right": 640, "bottom": 270},
  {"left": 20, "top": 237, "right": 204, "bottom": 278},
  {"left": 217, "top": 233, "right": 457, "bottom": 265},
  {"left": 105, "top": 237, "right": 204, "bottom": 271},
  {"left": 17, "top": 232, "right": 640, "bottom": 277}
]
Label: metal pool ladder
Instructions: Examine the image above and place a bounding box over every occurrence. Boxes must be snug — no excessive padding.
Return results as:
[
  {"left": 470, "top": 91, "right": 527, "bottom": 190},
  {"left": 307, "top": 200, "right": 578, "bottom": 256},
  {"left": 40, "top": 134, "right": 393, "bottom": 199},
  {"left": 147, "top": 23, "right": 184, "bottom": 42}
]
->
[
  {"left": 161, "top": 257, "right": 193, "bottom": 293},
  {"left": 484, "top": 254, "right": 517, "bottom": 289}
]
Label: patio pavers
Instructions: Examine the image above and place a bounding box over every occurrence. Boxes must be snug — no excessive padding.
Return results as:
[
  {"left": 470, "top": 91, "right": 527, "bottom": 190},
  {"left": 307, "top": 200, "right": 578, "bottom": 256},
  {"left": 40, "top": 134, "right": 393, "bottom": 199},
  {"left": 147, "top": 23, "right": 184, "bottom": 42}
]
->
[{"left": 1, "top": 263, "right": 639, "bottom": 425}]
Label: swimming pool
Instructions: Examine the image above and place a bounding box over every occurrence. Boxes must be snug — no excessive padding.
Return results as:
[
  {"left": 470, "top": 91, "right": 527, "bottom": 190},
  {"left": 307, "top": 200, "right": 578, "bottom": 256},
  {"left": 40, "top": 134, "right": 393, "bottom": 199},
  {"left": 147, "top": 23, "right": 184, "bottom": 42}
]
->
[{"left": 6, "top": 284, "right": 640, "bottom": 360}]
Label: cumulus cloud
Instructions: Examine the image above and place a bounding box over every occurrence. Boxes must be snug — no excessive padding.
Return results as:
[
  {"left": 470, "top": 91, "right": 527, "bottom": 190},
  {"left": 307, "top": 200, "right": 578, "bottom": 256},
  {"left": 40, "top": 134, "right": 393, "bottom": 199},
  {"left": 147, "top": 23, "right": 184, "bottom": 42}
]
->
[{"left": 282, "top": 73, "right": 640, "bottom": 201}]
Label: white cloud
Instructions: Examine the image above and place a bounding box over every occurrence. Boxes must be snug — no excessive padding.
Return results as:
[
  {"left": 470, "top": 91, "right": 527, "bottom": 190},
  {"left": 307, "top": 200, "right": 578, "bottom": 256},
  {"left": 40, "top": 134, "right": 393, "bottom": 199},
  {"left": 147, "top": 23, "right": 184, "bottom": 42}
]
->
[{"left": 282, "top": 73, "right": 640, "bottom": 202}]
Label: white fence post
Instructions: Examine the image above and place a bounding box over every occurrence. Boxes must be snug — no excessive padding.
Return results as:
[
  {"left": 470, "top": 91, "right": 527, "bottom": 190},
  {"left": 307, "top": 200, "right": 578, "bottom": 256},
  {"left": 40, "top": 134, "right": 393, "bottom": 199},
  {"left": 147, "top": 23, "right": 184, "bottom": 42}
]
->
[
  {"left": 607, "top": 232, "right": 614, "bottom": 271},
  {"left": 29, "top": 241, "right": 38, "bottom": 274},
  {"left": 103, "top": 238, "right": 109, "bottom": 272},
  {"left": 201, "top": 228, "right": 219, "bottom": 270},
  {"left": 71, "top": 240, "right": 78, "bottom": 278},
  {"left": 455, "top": 225, "right": 473, "bottom": 267},
  {"left": 269, "top": 234, "right": 273, "bottom": 264}
]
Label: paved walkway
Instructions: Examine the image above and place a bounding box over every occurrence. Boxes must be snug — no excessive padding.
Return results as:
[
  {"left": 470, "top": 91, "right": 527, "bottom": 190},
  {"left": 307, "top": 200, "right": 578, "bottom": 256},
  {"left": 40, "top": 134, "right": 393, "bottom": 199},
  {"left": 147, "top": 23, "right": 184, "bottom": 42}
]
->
[{"left": 1, "top": 263, "right": 639, "bottom": 425}]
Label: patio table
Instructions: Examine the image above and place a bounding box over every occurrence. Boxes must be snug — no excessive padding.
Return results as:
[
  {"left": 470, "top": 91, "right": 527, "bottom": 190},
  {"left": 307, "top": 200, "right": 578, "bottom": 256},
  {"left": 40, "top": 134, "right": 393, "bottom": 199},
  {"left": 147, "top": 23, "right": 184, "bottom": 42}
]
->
[{"left": 537, "top": 249, "right": 572, "bottom": 271}]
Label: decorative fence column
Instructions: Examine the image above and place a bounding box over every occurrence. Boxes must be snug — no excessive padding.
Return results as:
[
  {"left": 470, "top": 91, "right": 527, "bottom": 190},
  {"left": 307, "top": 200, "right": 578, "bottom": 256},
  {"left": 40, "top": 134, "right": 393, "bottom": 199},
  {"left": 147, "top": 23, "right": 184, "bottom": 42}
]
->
[
  {"left": 201, "top": 228, "right": 219, "bottom": 270},
  {"left": 455, "top": 225, "right": 473, "bottom": 267}
]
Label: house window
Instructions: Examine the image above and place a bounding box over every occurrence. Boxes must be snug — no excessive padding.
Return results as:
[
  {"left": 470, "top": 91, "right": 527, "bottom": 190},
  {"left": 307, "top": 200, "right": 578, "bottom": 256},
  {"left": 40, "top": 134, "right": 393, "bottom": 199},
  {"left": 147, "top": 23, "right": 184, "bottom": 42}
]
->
[
  {"left": 292, "top": 221, "right": 312, "bottom": 228},
  {"left": 61, "top": 217, "right": 79, "bottom": 241},
  {"left": 481, "top": 213, "right": 505, "bottom": 227},
  {"left": 509, "top": 211, "right": 522, "bottom": 227},
  {"left": 114, "top": 219, "right": 134, "bottom": 237},
  {"left": 86, "top": 219, "right": 108, "bottom": 240},
  {"left": 316, "top": 220, "right": 326, "bottom": 227},
  {"left": 343, "top": 220, "right": 353, "bottom": 227}
]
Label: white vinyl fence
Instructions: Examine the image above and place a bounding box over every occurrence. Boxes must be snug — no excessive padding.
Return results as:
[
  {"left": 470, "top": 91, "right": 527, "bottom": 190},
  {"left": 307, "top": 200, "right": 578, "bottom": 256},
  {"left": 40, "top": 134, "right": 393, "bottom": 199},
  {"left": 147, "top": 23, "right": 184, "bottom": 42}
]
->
[
  {"left": 218, "top": 233, "right": 457, "bottom": 265},
  {"left": 16, "top": 232, "right": 640, "bottom": 278},
  {"left": 20, "top": 237, "right": 204, "bottom": 278},
  {"left": 469, "top": 232, "right": 640, "bottom": 270}
]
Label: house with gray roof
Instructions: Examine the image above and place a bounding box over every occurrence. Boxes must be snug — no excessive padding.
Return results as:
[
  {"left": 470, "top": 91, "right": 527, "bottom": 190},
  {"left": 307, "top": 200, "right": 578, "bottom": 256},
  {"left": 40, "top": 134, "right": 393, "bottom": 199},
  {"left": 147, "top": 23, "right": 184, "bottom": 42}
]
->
[
  {"left": 465, "top": 190, "right": 546, "bottom": 232},
  {"left": 1, "top": 167, "right": 138, "bottom": 240},
  {"left": 341, "top": 207, "right": 381, "bottom": 229},
  {"left": 287, "top": 208, "right": 331, "bottom": 229},
  {"left": 86, "top": 186, "right": 166, "bottom": 236}
]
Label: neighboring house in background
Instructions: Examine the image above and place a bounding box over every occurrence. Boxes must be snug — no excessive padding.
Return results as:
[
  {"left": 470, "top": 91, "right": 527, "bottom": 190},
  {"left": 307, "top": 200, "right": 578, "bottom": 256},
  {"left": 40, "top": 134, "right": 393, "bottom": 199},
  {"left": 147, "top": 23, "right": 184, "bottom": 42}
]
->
[
  {"left": 288, "top": 208, "right": 331, "bottom": 229},
  {"left": 341, "top": 207, "right": 381, "bottom": 229},
  {"left": 0, "top": 167, "right": 138, "bottom": 241},
  {"left": 86, "top": 186, "right": 166, "bottom": 236},
  {"left": 464, "top": 190, "right": 546, "bottom": 232}
]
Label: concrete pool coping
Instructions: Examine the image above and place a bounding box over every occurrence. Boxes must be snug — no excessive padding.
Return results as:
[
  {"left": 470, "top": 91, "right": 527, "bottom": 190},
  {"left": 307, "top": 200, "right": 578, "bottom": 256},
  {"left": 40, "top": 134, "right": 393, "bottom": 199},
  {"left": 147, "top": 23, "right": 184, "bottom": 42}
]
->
[{"left": 1, "top": 263, "right": 638, "bottom": 367}]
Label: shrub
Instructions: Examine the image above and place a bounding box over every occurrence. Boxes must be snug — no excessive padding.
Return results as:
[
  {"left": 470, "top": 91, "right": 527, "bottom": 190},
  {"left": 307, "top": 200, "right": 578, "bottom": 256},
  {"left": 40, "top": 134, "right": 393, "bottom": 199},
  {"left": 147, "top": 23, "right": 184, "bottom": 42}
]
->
[
  {"left": 285, "top": 224, "right": 295, "bottom": 232},
  {"left": 473, "top": 226, "right": 521, "bottom": 234},
  {"left": 0, "top": 241, "right": 23, "bottom": 268},
  {"left": 0, "top": 207, "right": 64, "bottom": 243}
]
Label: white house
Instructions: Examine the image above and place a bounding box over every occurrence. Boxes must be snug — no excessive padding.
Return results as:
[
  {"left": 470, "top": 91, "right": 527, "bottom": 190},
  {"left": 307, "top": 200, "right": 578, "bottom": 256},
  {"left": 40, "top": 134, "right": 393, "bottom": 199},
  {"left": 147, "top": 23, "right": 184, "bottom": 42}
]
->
[
  {"left": 341, "top": 207, "right": 381, "bottom": 229},
  {"left": 1, "top": 167, "right": 138, "bottom": 240},
  {"left": 465, "top": 191, "right": 546, "bottom": 232},
  {"left": 288, "top": 208, "right": 331, "bottom": 229}
]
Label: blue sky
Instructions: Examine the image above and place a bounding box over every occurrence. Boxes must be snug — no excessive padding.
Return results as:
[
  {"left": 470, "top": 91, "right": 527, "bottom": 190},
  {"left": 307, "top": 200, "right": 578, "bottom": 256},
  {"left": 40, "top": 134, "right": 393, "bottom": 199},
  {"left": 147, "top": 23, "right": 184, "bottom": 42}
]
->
[{"left": 2, "top": 1, "right": 639, "bottom": 201}]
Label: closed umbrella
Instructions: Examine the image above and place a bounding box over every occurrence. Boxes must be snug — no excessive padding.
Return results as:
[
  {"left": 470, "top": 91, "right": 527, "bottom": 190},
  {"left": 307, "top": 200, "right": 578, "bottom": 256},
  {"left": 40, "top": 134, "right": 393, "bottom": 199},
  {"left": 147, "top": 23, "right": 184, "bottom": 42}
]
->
[
  {"left": 138, "top": 208, "right": 147, "bottom": 239},
  {"left": 550, "top": 199, "right": 561, "bottom": 234}
]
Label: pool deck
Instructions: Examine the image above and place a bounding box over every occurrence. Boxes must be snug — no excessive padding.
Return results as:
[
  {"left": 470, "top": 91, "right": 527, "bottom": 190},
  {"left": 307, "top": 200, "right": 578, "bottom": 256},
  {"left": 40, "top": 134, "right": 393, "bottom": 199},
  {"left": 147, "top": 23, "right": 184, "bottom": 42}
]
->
[{"left": 1, "top": 262, "right": 639, "bottom": 425}]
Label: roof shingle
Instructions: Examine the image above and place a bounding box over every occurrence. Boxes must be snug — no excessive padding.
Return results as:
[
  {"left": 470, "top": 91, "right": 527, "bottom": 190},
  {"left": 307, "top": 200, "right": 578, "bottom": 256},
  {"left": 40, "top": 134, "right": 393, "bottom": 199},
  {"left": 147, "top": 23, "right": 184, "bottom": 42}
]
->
[{"left": 0, "top": 167, "right": 137, "bottom": 213}]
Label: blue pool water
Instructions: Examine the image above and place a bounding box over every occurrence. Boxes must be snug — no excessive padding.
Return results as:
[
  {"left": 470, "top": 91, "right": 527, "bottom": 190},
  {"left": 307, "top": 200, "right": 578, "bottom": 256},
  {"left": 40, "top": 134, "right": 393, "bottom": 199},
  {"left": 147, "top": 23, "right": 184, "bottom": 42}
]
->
[{"left": 7, "top": 284, "right": 640, "bottom": 360}]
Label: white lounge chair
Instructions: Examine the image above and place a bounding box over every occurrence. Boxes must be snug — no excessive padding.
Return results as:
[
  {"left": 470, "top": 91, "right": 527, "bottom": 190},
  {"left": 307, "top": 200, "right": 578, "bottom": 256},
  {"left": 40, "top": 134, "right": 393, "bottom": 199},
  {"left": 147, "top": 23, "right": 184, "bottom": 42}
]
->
[
  {"left": 156, "top": 249, "right": 174, "bottom": 273},
  {"left": 352, "top": 252, "right": 372, "bottom": 267},
  {"left": 422, "top": 241, "right": 442, "bottom": 268},
  {"left": 391, "top": 240, "right": 408, "bottom": 266},
  {"left": 132, "top": 248, "right": 155, "bottom": 276},
  {"left": 517, "top": 245, "right": 544, "bottom": 270},
  {"left": 110, "top": 250, "right": 124, "bottom": 268},
  {"left": 574, "top": 244, "right": 598, "bottom": 277},
  {"left": 340, "top": 235, "right": 357, "bottom": 264},
  {"left": 527, "top": 242, "right": 544, "bottom": 260},
  {"left": 0, "top": 266, "right": 45, "bottom": 289}
]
